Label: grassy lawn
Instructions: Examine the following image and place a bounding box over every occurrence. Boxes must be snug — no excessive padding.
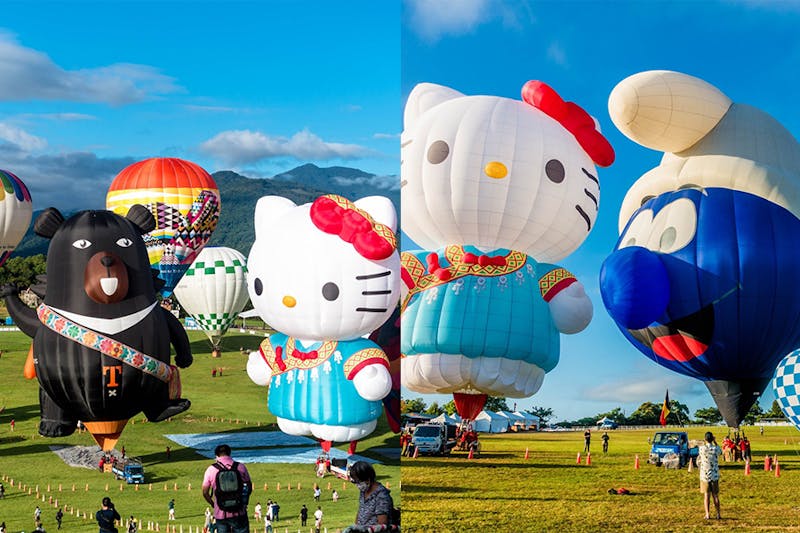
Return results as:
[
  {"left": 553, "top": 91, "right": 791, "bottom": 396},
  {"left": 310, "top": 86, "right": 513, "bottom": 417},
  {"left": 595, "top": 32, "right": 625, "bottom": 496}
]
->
[
  {"left": 0, "top": 330, "right": 400, "bottom": 533},
  {"left": 402, "top": 426, "right": 800, "bottom": 532}
]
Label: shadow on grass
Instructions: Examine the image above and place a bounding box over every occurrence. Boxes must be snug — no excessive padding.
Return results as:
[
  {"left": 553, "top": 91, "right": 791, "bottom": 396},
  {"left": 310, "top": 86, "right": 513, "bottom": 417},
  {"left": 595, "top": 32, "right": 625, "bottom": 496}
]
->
[
  {"left": 1, "top": 402, "right": 39, "bottom": 423},
  {"left": 403, "top": 458, "right": 579, "bottom": 470},
  {"left": 0, "top": 435, "right": 26, "bottom": 445}
]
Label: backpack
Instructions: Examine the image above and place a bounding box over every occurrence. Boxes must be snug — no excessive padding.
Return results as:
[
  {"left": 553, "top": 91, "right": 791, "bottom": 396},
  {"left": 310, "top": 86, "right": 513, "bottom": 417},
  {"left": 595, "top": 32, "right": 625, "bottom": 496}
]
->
[{"left": 212, "top": 461, "right": 244, "bottom": 512}]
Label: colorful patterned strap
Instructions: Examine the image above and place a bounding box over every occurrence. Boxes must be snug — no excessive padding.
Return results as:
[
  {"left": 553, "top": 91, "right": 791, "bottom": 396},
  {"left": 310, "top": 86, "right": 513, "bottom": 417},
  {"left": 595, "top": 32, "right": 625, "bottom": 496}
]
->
[
  {"left": 37, "top": 304, "right": 175, "bottom": 384},
  {"left": 259, "top": 337, "right": 389, "bottom": 378},
  {"left": 538, "top": 267, "right": 577, "bottom": 301}
]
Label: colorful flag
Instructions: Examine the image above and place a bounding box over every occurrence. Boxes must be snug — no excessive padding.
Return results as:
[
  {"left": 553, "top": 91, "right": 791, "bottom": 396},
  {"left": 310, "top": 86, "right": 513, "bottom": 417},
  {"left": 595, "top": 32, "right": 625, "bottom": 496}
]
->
[{"left": 659, "top": 390, "right": 671, "bottom": 426}]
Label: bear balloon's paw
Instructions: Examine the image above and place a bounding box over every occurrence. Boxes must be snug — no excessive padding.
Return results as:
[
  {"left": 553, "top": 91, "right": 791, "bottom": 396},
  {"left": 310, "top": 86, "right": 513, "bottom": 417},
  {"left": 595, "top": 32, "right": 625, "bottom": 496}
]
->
[
  {"left": 549, "top": 281, "right": 593, "bottom": 334},
  {"left": 352, "top": 364, "right": 392, "bottom": 401},
  {"left": 246, "top": 351, "right": 272, "bottom": 386},
  {"left": 174, "top": 352, "right": 193, "bottom": 369},
  {"left": 146, "top": 399, "right": 191, "bottom": 422},
  {"left": 0, "top": 284, "right": 19, "bottom": 298}
]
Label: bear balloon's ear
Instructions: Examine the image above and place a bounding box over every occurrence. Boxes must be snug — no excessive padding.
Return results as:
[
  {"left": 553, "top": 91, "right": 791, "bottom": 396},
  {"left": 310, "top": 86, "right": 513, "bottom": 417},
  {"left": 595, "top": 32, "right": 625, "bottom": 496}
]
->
[
  {"left": 34, "top": 208, "right": 65, "bottom": 239},
  {"left": 126, "top": 204, "right": 156, "bottom": 235}
]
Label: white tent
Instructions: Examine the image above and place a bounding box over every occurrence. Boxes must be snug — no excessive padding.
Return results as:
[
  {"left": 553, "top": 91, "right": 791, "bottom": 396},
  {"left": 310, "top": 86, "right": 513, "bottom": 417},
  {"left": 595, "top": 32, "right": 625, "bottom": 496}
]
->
[
  {"left": 431, "top": 413, "right": 460, "bottom": 425},
  {"left": 473, "top": 410, "right": 508, "bottom": 433},
  {"left": 514, "top": 411, "right": 540, "bottom": 430},
  {"left": 496, "top": 410, "right": 525, "bottom": 430}
]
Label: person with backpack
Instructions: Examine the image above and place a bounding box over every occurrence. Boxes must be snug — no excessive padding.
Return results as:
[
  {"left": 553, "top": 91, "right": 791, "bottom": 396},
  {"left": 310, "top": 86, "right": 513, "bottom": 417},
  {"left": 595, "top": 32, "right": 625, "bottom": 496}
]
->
[
  {"left": 96, "top": 497, "right": 121, "bottom": 533},
  {"left": 202, "top": 444, "right": 252, "bottom": 533}
]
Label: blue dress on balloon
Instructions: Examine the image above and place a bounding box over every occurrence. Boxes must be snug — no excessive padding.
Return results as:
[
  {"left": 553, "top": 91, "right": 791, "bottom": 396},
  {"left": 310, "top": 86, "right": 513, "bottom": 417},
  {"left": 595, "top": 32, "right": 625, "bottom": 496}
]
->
[
  {"left": 401, "top": 245, "right": 578, "bottom": 372},
  {"left": 258, "top": 332, "right": 388, "bottom": 426}
]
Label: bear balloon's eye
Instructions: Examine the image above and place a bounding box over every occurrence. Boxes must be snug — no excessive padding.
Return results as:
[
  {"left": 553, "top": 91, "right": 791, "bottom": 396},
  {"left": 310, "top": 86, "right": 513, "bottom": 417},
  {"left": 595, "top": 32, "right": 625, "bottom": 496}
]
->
[
  {"left": 72, "top": 239, "right": 92, "bottom": 249},
  {"left": 116, "top": 238, "right": 133, "bottom": 248},
  {"left": 427, "top": 140, "right": 450, "bottom": 164},
  {"left": 322, "top": 282, "right": 340, "bottom": 301},
  {"left": 545, "top": 159, "right": 565, "bottom": 183},
  {"left": 254, "top": 278, "right": 263, "bottom": 296}
]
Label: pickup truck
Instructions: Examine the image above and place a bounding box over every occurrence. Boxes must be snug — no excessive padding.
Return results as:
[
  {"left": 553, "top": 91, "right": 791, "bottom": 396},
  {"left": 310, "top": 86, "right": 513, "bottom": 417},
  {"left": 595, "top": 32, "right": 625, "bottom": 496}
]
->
[
  {"left": 112, "top": 458, "right": 145, "bottom": 484},
  {"left": 411, "top": 423, "right": 458, "bottom": 455},
  {"left": 648, "top": 431, "right": 698, "bottom": 468}
]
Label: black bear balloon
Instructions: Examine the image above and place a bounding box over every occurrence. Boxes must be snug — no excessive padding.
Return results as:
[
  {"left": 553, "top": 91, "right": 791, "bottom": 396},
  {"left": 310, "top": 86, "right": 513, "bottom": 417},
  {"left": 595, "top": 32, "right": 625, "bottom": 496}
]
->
[{"left": 3, "top": 206, "right": 193, "bottom": 450}]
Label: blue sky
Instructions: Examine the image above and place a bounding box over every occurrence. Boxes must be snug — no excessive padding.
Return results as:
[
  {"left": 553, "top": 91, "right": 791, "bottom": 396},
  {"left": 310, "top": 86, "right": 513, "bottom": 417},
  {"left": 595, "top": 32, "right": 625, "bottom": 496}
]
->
[
  {"left": 401, "top": 0, "right": 800, "bottom": 421},
  {"left": 0, "top": 1, "right": 399, "bottom": 211}
]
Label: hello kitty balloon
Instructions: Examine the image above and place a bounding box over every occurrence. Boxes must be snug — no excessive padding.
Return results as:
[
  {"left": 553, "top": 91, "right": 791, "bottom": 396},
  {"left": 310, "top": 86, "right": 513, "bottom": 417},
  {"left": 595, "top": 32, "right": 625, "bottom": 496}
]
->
[
  {"left": 246, "top": 194, "right": 400, "bottom": 447},
  {"left": 400, "top": 81, "right": 613, "bottom": 418}
]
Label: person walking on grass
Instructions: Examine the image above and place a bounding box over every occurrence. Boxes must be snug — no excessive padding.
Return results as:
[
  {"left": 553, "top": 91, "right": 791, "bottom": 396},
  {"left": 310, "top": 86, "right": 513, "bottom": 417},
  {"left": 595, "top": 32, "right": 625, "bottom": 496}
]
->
[
  {"left": 300, "top": 504, "right": 308, "bottom": 527},
  {"left": 96, "top": 497, "right": 121, "bottom": 533},
  {"left": 583, "top": 429, "right": 591, "bottom": 453},
  {"left": 55, "top": 508, "right": 63, "bottom": 529},
  {"left": 314, "top": 507, "right": 323, "bottom": 533},
  {"left": 202, "top": 444, "right": 252, "bottom": 533},
  {"left": 698, "top": 431, "right": 722, "bottom": 520},
  {"left": 168, "top": 498, "right": 175, "bottom": 520},
  {"left": 602, "top": 432, "right": 610, "bottom": 454}
]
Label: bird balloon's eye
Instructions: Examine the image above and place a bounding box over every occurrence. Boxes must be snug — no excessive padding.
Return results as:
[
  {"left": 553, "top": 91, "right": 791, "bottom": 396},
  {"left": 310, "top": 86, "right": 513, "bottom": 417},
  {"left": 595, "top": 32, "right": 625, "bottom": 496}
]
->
[
  {"left": 72, "top": 239, "right": 92, "bottom": 249},
  {"left": 116, "top": 238, "right": 133, "bottom": 248}
]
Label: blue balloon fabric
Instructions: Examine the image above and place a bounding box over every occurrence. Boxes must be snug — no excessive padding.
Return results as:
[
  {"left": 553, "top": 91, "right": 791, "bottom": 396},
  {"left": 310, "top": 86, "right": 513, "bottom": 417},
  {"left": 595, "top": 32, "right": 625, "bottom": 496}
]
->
[{"left": 600, "top": 188, "right": 800, "bottom": 382}]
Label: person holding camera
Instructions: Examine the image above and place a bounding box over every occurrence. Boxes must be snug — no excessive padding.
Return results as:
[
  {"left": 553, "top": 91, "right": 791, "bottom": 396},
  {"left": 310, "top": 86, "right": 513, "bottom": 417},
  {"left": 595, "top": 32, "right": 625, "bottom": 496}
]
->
[{"left": 96, "top": 497, "right": 121, "bottom": 533}]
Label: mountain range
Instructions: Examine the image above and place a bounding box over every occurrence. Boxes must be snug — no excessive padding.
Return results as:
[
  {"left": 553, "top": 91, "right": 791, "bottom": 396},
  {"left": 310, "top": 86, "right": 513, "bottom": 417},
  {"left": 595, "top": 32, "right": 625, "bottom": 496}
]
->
[{"left": 12, "top": 163, "right": 400, "bottom": 257}]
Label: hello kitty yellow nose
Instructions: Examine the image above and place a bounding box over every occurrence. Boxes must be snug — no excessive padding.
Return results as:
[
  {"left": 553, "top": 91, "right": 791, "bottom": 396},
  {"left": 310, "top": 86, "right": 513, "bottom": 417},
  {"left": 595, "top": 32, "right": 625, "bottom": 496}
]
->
[
  {"left": 282, "top": 295, "right": 296, "bottom": 308},
  {"left": 484, "top": 161, "right": 508, "bottom": 179}
]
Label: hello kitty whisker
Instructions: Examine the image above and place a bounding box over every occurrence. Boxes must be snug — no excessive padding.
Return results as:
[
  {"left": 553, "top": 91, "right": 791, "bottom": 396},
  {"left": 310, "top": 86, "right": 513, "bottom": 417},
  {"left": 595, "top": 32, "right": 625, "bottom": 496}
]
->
[
  {"left": 356, "top": 271, "right": 391, "bottom": 280},
  {"left": 401, "top": 139, "right": 413, "bottom": 147},
  {"left": 584, "top": 188, "right": 598, "bottom": 209},
  {"left": 356, "top": 307, "right": 388, "bottom": 313},
  {"left": 582, "top": 168, "right": 599, "bottom": 185},
  {"left": 575, "top": 205, "right": 591, "bottom": 231},
  {"left": 362, "top": 290, "right": 392, "bottom": 295}
]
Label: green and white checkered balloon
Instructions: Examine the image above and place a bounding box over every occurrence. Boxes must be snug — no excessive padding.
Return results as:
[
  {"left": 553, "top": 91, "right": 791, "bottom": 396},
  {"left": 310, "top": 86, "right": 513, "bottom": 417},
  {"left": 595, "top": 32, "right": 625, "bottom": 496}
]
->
[{"left": 174, "top": 247, "right": 250, "bottom": 348}]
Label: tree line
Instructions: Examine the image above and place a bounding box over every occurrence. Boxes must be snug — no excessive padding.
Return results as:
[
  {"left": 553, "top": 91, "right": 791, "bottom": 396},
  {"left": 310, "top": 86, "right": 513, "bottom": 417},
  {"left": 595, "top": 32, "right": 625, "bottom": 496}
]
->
[{"left": 401, "top": 395, "right": 787, "bottom": 427}]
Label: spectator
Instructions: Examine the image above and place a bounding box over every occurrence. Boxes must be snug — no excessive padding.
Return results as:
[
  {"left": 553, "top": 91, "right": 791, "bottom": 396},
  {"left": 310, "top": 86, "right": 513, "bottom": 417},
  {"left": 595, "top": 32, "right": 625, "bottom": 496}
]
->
[
  {"left": 96, "top": 497, "right": 121, "bottom": 533},
  {"left": 300, "top": 504, "right": 308, "bottom": 527},
  {"left": 602, "top": 432, "right": 610, "bottom": 454},
  {"left": 698, "top": 431, "right": 722, "bottom": 520},
  {"left": 0, "top": 521, "right": 5, "bottom": 533},
  {"left": 0, "top": 481, "right": 4, "bottom": 499},
  {"left": 10, "top": 419, "right": 14, "bottom": 431},
  {"left": 55, "top": 508, "right": 63, "bottom": 529},
  {"left": 263, "top": 515, "right": 272, "bottom": 533},
  {"left": 271, "top": 501, "right": 279, "bottom": 522},
  {"left": 583, "top": 429, "right": 591, "bottom": 453},
  {"left": 349, "top": 461, "right": 394, "bottom": 527},
  {"left": 314, "top": 507, "right": 323, "bottom": 533},
  {"left": 168, "top": 498, "right": 175, "bottom": 520},
  {"left": 127, "top": 516, "right": 138, "bottom": 533},
  {"left": 332, "top": 489, "right": 339, "bottom": 502},
  {"left": 166, "top": 446, "right": 171, "bottom": 460},
  {"left": 204, "top": 507, "right": 212, "bottom": 532},
  {"left": 202, "top": 444, "right": 252, "bottom": 533},
  {"left": 254, "top": 502, "right": 262, "bottom": 521},
  {"left": 34, "top": 505, "right": 42, "bottom": 524},
  {"left": 314, "top": 485, "right": 321, "bottom": 502}
]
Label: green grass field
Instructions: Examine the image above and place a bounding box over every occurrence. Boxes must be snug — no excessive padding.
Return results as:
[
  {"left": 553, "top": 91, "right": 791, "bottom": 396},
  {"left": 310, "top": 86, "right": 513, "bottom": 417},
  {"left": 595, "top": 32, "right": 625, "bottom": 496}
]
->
[
  {"left": 402, "top": 426, "right": 800, "bottom": 532},
  {"left": 0, "top": 330, "right": 400, "bottom": 533}
]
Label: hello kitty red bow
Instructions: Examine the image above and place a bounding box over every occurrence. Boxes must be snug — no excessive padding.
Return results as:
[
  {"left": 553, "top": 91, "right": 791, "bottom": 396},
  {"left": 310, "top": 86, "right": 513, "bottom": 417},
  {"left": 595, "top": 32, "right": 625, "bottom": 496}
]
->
[
  {"left": 310, "top": 194, "right": 397, "bottom": 260},
  {"left": 521, "top": 81, "right": 615, "bottom": 167}
]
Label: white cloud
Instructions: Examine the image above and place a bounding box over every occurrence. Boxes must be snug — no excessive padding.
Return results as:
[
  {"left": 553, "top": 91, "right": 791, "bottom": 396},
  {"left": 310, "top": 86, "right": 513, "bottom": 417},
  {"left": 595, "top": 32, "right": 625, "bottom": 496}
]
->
[
  {"left": 18, "top": 112, "right": 97, "bottom": 121},
  {"left": 405, "top": 0, "right": 522, "bottom": 42},
  {"left": 332, "top": 174, "right": 400, "bottom": 191},
  {"left": 0, "top": 123, "right": 47, "bottom": 151},
  {"left": 583, "top": 374, "right": 706, "bottom": 403},
  {"left": 373, "top": 132, "right": 400, "bottom": 139},
  {"left": 343, "top": 104, "right": 363, "bottom": 112},
  {"left": 183, "top": 104, "right": 239, "bottom": 113},
  {"left": 199, "top": 129, "right": 372, "bottom": 165},
  {"left": 0, "top": 33, "right": 181, "bottom": 105},
  {"left": 0, "top": 142, "right": 135, "bottom": 210},
  {"left": 547, "top": 42, "right": 568, "bottom": 67}
]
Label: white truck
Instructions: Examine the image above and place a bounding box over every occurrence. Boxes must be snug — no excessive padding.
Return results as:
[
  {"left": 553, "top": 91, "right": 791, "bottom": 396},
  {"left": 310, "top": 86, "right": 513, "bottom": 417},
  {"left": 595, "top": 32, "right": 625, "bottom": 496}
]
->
[{"left": 411, "top": 423, "right": 458, "bottom": 455}]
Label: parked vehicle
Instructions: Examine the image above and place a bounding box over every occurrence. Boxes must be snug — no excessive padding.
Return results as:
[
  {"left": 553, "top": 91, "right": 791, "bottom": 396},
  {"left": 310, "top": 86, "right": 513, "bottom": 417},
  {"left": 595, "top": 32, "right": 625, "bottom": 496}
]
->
[
  {"left": 648, "top": 431, "right": 698, "bottom": 468},
  {"left": 112, "top": 457, "right": 145, "bottom": 484},
  {"left": 411, "top": 423, "right": 458, "bottom": 455}
]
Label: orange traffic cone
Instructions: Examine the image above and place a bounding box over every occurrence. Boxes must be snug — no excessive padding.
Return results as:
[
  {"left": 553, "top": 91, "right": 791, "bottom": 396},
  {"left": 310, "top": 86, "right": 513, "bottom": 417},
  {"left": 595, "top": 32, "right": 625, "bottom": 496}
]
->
[
  {"left": 586, "top": 452, "right": 591, "bottom": 466},
  {"left": 775, "top": 458, "right": 781, "bottom": 477},
  {"left": 745, "top": 461, "right": 751, "bottom": 476},
  {"left": 764, "top": 455, "right": 772, "bottom": 471},
  {"left": 634, "top": 455, "right": 640, "bottom": 470},
  {"left": 524, "top": 447, "right": 529, "bottom": 460},
  {"left": 413, "top": 446, "right": 419, "bottom": 459},
  {"left": 576, "top": 452, "right": 581, "bottom": 464},
  {"left": 468, "top": 448, "right": 474, "bottom": 460},
  {"left": 688, "top": 459, "right": 693, "bottom": 473}
]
